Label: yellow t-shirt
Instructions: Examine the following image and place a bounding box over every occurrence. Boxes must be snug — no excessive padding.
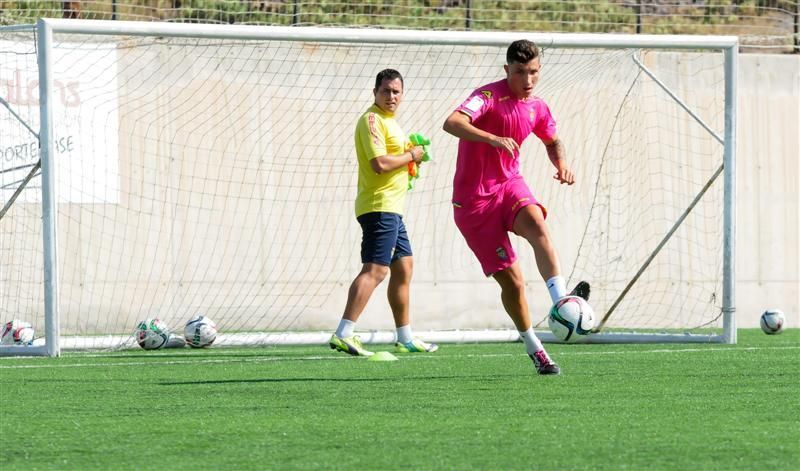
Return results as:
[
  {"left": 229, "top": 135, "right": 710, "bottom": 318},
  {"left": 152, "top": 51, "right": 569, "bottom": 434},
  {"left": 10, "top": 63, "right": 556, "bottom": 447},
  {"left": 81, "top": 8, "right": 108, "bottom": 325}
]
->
[{"left": 354, "top": 104, "right": 409, "bottom": 217}]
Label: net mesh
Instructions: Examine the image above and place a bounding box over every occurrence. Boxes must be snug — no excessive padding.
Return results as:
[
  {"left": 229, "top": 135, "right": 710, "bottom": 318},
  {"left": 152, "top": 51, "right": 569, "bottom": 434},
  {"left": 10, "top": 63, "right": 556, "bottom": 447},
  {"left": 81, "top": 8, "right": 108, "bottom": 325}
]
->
[{"left": 0, "top": 29, "right": 726, "bottom": 349}]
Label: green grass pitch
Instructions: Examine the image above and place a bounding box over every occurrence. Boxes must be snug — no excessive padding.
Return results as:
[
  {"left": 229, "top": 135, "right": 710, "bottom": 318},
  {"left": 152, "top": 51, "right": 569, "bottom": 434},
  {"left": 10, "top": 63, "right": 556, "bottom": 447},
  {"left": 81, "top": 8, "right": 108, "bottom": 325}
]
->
[{"left": 1, "top": 329, "right": 798, "bottom": 470}]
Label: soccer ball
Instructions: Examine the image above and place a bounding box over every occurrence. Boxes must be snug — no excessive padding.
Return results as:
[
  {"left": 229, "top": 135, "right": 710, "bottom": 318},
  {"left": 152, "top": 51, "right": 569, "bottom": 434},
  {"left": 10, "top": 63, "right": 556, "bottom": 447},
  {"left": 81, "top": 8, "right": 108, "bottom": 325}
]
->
[
  {"left": 760, "top": 309, "right": 785, "bottom": 335},
  {"left": 1, "top": 320, "right": 35, "bottom": 345},
  {"left": 184, "top": 315, "right": 217, "bottom": 348},
  {"left": 548, "top": 296, "right": 596, "bottom": 342},
  {"left": 135, "top": 319, "right": 170, "bottom": 350}
]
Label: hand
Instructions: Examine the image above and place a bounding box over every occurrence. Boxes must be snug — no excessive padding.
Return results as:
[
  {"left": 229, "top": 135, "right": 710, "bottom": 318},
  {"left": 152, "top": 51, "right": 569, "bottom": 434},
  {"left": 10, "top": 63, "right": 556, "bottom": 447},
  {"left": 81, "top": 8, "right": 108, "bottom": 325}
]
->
[
  {"left": 553, "top": 166, "right": 575, "bottom": 185},
  {"left": 489, "top": 136, "right": 519, "bottom": 158},
  {"left": 410, "top": 146, "right": 425, "bottom": 164}
]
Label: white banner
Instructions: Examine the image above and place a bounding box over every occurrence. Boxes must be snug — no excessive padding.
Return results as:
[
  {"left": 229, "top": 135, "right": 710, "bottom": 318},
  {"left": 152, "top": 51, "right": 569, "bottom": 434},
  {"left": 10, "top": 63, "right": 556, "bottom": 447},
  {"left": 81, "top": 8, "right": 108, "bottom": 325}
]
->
[{"left": 1, "top": 40, "right": 119, "bottom": 204}]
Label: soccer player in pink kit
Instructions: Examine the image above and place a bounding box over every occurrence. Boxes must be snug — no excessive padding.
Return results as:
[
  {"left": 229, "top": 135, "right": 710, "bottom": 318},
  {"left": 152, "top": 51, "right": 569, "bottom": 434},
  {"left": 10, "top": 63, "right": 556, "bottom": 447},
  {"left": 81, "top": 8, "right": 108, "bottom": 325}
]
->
[{"left": 443, "top": 39, "right": 589, "bottom": 375}]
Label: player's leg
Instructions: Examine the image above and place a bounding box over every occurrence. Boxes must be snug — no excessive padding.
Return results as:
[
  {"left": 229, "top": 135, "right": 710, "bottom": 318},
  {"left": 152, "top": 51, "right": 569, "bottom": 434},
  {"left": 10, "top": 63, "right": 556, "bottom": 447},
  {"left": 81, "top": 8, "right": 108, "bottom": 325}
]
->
[
  {"left": 512, "top": 203, "right": 561, "bottom": 290},
  {"left": 454, "top": 193, "right": 556, "bottom": 373},
  {"left": 507, "top": 181, "right": 589, "bottom": 302},
  {"left": 387, "top": 218, "right": 437, "bottom": 353},
  {"left": 491, "top": 262, "right": 531, "bottom": 331},
  {"left": 493, "top": 263, "right": 559, "bottom": 375}
]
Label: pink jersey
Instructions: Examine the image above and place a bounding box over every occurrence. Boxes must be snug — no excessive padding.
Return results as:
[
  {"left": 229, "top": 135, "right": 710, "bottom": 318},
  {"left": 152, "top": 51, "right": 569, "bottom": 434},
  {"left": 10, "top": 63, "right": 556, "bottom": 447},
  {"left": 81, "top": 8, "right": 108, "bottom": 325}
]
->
[{"left": 452, "top": 79, "right": 557, "bottom": 202}]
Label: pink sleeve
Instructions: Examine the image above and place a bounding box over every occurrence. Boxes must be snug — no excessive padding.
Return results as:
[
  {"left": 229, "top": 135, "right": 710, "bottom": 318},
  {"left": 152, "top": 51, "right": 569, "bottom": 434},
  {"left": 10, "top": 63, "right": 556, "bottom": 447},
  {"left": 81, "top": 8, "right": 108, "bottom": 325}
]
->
[
  {"left": 532, "top": 101, "right": 557, "bottom": 141},
  {"left": 455, "top": 91, "right": 492, "bottom": 122}
]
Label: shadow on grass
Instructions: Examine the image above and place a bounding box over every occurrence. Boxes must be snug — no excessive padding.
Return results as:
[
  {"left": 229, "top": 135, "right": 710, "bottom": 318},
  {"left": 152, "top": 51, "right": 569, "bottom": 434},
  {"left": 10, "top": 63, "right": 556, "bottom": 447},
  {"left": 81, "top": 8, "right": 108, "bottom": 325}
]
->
[
  {"left": 159, "top": 374, "right": 517, "bottom": 386},
  {"left": 91, "top": 349, "right": 335, "bottom": 360},
  {"left": 98, "top": 352, "right": 281, "bottom": 359}
]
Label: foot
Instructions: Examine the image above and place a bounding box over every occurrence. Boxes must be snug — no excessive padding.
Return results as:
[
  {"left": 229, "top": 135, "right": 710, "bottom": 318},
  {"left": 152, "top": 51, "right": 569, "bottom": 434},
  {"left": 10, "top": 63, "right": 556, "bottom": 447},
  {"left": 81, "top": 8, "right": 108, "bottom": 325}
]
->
[
  {"left": 395, "top": 338, "right": 439, "bottom": 353},
  {"left": 329, "top": 334, "right": 374, "bottom": 357},
  {"left": 529, "top": 350, "right": 561, "bottom": 375},
  {"left": 569, "top": 281, "right": 591, "bottom": 301}
]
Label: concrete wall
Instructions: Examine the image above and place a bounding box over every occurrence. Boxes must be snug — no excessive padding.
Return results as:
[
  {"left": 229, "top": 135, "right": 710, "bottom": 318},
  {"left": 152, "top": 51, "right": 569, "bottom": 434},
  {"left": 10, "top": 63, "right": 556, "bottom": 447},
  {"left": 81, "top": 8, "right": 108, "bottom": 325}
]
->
[
  {"left": 1, "top": 43, "right": 797, "bottom": 334},
  {"left": 735, "top": 54, "right": 799, "bottom": 328}
]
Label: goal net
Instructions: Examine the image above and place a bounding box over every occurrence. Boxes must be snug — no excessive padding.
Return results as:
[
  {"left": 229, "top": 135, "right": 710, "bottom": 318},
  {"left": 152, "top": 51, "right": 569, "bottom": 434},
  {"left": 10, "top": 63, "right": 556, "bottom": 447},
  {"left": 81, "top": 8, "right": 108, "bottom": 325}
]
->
[{"left": 0, "top": 20, "right": 736, "bottom": 355}]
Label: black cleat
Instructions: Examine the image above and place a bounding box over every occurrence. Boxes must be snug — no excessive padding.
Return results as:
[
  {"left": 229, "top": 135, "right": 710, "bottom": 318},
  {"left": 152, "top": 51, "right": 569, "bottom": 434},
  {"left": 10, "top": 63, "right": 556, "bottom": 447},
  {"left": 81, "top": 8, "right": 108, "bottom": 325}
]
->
[
  {"left": 530, "top": 350, "right": 561, "bottom": 375},
  {"left": 569, "top": 281, "right": 591, "bottom": 301}
]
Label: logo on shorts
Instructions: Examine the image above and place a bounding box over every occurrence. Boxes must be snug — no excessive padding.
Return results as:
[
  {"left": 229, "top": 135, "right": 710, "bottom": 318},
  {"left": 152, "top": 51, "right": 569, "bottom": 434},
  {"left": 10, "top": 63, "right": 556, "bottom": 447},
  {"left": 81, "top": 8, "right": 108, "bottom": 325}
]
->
[{"left": 496, "top": 247, "right": 508, "bottom": 260}]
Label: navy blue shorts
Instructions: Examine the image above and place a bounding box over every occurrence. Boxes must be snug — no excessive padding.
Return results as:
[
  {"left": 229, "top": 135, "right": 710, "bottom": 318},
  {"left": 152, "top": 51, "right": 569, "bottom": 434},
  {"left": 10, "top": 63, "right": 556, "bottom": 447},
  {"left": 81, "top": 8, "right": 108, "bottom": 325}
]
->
[{"left": 357, "top": 212, "right": 413, "bottom": 266}]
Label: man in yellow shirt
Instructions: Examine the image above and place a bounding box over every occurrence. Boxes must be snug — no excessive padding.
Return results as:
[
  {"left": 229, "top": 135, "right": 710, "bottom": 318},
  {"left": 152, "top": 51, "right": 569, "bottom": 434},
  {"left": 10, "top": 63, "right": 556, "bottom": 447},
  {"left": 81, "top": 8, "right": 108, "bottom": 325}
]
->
[{"left": 329, "top": 69, "right": 438, "bottom": 357}]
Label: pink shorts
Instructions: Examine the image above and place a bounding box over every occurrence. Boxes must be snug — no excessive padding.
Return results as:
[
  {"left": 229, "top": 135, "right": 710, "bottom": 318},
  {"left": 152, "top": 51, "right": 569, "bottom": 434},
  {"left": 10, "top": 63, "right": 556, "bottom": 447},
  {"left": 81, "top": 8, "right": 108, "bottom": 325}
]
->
[{"left": 453, "top": 177, "right": 547, "bottom": 276}]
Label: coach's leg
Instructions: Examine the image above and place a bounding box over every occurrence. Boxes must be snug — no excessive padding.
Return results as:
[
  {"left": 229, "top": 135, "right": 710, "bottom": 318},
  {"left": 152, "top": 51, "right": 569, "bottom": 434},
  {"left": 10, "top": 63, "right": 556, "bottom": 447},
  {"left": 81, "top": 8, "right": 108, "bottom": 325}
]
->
[
  {"left": 388, "top": 255, "right": 437, "bottom": 352},
  {"left": 342, "top": 262, "right": 389, "bottom": 322},
  {"left": 387, "top": 255, "right": 413, "bottom": 328}
]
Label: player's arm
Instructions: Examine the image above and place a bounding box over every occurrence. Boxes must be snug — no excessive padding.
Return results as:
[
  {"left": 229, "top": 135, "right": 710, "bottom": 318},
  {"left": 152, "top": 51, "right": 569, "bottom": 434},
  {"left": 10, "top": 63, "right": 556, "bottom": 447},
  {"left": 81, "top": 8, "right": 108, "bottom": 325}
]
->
[
  {"left": 369, "top": 146, "right": 424, "bottom": 174},
  {"left": 443, "top": 111, "right": 518, "bottom": 157},
  {"left": 542, "top": 135, "right": 575, "bottom": 185}
]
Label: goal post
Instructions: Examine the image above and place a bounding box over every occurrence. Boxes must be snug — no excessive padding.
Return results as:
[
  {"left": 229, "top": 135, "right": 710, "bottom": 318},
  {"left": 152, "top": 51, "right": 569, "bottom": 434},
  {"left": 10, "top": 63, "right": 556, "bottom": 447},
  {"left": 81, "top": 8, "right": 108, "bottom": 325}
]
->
[{"left": 0, "top": 19, "right": 737, "bottom": 356}]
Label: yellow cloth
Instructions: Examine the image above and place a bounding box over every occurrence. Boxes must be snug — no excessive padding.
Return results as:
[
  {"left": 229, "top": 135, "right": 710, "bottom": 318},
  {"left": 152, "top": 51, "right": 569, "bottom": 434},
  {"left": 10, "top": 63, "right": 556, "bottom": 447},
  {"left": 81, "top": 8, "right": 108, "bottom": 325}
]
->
[{"left": 354, "top": 104, "right": 409, "bottom": 217}]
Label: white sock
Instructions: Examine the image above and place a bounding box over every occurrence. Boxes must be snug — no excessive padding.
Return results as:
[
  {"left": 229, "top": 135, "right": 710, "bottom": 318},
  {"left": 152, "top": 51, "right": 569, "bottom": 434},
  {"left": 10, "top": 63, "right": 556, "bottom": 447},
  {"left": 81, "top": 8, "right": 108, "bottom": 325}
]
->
[
  {"left": 335, "top": 319, "right": 355, "bottom": 338},
  {"left": 519, "top": 328, "right": 544, "bottom": 355},
  {"left": 396, "top": 325, "right": 413, "bottom": 344},
  {"left": 546, "top": 275, "right": 567, "bottom": 303}
]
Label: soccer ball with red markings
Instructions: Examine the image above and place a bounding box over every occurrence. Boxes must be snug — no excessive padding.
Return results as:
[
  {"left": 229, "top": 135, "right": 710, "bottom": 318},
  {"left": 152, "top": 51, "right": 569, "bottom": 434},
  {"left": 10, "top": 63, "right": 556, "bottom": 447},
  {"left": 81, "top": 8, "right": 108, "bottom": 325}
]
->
[
  {"left": 1, "top": 319, "right": 35, "bottom": 345},
  {"left": 760, "top": 309, "right": 785, "bottom": 335},
  {"left": 548, "top": 296, "right": 596, "bottom": 342},
  {"left": 184, "top": 315, "right": 217, "bottom": 348},
  {"left": 135, "top": 318, "right": 170, "bottom": 350}
]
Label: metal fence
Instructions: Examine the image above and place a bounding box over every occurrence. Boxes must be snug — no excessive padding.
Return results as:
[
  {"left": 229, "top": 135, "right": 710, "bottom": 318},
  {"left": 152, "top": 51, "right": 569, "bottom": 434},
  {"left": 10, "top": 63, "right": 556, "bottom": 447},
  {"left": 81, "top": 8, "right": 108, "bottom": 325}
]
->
[{"left": 1, "top": 1, "right": 798, "bottom": 51}]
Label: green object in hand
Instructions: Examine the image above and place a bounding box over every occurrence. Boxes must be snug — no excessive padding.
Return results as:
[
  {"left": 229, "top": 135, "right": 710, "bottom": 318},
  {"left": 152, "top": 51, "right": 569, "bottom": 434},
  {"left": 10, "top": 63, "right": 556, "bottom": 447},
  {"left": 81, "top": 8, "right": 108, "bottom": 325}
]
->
[
  {"left": 407, "top": 133, "right": 433, "bottom": 191},
  {"left": 408, "top": 133, "right": 433, "bottom": 162}
]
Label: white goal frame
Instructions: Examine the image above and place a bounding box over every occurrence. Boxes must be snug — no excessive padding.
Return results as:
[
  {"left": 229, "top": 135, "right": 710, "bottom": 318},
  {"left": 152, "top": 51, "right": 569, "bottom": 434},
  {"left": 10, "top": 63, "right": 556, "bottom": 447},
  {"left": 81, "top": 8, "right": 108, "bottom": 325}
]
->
[{"left": 2, "top": 19, "right": 737, "bottom": 356}]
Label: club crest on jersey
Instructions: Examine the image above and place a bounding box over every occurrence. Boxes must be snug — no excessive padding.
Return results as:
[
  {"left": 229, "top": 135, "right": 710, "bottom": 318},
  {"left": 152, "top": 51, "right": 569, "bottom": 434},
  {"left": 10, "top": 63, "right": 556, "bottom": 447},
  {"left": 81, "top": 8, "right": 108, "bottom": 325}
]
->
[
  {"left": 481, "top": 90, "right": 492, "bottom": 99},
  {"left": 529, "top": 110, "right": 536, "bottom": 122},
  {"left": 496, "top": 247, "right": 508, "bottom": 260}
]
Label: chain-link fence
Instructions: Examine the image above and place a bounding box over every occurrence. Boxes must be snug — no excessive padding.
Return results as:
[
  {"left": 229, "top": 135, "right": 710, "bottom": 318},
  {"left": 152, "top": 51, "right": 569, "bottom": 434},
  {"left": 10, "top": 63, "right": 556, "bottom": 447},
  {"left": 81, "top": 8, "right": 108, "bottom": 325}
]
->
[{"left": 1, "top": 1, "right": 798, "bottom": 52}]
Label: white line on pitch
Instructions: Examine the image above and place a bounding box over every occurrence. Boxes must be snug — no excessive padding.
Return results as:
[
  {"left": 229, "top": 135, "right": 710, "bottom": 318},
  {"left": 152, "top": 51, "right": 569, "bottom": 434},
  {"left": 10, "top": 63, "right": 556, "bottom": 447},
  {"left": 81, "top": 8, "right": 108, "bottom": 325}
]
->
[
  {"left": 406, "top": 345, "right": 800, "bottom": 360},
  {"left": 0, "top": 354, "right": 352, "bottom": 369},
  {"left": 1, "top": 344, "right": 798, "bottom": 369}
]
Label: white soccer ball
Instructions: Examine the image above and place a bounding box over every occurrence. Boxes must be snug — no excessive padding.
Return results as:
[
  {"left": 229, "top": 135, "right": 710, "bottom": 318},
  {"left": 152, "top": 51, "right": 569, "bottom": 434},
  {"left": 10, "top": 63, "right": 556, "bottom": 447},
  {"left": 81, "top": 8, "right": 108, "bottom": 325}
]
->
[
  {"left": 184, "top": 315, "right": 217, "bottom": 348},
  {"left": 135, "top": 318, "right": 170, "bottom": 350},
  {"left": 760, "top": 309, "right": 785, "bottom": 335},
  {"left": 548, "top": 295, "right": 596, "bottom": 342},
  {"left": 1, "top": 319, "right": 35, "bottom": 345}
]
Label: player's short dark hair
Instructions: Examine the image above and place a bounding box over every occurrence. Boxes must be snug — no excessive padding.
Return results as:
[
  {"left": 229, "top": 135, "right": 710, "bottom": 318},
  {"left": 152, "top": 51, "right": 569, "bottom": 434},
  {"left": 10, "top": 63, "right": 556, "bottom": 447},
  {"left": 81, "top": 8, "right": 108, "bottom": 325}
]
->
[
  {"left": 375, "top": 69, "right": 404, "bottom": 90},
  {"left": 506, "top": 40, "right": 540, "bottom": 64}
]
